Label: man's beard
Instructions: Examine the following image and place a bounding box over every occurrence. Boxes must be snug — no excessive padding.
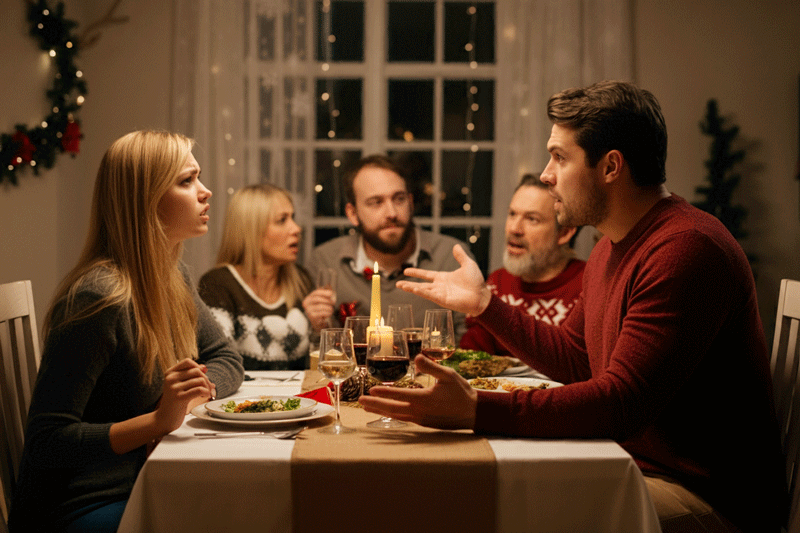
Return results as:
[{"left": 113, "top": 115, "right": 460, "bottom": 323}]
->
[
  {"left": 503, "top": 240, "right": 564, "bottom": 280},
  {"left": 359, "top": 220, "right": 415, "bottom": 255},
  {"left": 554, "top": 177, "right": 608, "bottom": 228}
]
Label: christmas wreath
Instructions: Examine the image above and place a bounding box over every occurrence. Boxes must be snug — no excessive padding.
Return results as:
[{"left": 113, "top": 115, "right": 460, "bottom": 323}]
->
[{"left": 0, "top": 0, "right": 86, "bottom": 186}]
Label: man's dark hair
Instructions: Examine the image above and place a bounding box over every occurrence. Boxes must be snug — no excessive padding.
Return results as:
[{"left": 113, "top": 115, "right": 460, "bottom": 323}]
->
[
  {"left": 547, "top": 80, "right": 667, "bottom": 187},
  {"left": 343, "top": 154, "right": 409, "bottom": 205}
]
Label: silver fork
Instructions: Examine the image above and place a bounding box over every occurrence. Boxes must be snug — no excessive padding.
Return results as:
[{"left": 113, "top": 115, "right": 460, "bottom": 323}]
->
[{"left": 194, "top": 426, "right": 307, "bottom": 439}]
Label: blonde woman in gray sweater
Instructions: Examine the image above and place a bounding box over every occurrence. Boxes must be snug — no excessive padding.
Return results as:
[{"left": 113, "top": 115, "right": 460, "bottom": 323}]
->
[{"left": 9, "top": 130, "right": 244, "bottom": 533}]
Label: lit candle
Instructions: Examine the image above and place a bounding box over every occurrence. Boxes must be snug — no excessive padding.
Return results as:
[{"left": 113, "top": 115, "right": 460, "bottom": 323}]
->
[
  {"left": 367, "top": 317, "right": 394, "bottom": 358},
  {"left": 431, "top": 328, "right": 441, "bottom": 347},
  {"left": 369, "top": 261, "right": 381, "bottom": 328}
]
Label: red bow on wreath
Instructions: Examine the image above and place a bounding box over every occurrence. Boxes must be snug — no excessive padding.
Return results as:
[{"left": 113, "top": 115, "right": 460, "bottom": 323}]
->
[
  {"left": 338, "top": 301, "right": 359, "bottom": 326},
  {"left": 11, "top": 131, "right": 36, "bottom": 166},
  {"left": 61, "top": 121, "right": 81, "bottom": 155}
]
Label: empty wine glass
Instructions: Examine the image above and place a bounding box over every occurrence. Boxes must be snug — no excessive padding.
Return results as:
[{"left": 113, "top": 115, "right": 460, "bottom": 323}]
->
[
  {"left": 365, "top": 329, "right": 410, "bottom": 428},
  {"left": 421, "top": 309, "right": 455, "bottom": 385},
  {"left": 317, "top": 328, "right": 357, "bottom": 434},
  {"left": 316, "top": 267, "right": 338, "bottom": 327},
  {"left": 387, "top": 304, "right": 419, "bottom": 381}
]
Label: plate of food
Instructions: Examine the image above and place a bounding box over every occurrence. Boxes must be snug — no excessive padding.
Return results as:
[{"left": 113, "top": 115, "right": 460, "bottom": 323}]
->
[
  {"left": 468, "top": 376, "right": 562, "bottom": 393},
  {"left": 440, "top": 349, "right": 518, "bottom": 378},
  {"left": 204, "top": 395, "right": 317, "bottom": 420},
  {"left": 191, "top": 402, "right": 334, "bottom": 427}
]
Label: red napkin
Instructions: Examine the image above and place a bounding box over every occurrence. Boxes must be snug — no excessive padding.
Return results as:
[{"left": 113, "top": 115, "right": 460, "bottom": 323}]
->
[{"left": 297, "top": 386, "right": 332, "bottom": 405}]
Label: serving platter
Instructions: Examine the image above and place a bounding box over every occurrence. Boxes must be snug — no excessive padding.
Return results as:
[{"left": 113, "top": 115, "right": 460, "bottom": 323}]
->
[
  {"left": 497, "top": 358, "right": 531, "bottom": 376},
  {"left": 468, "top": 376, "right": 563, "bottom": 393}
]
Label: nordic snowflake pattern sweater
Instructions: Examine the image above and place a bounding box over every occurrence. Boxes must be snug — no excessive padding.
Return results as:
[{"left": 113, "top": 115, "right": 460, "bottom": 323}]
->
[{"left": 460, "top": 259, "right": 585, "bottom": 355}]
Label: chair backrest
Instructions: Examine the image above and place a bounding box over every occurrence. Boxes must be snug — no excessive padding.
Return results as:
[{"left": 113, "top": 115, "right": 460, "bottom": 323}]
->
[
  {"left": 0, "top": 280, "right": 41, "bottom": 526},
  {"left": 770, "top": 278, "right": 800, "bottom": 533}
]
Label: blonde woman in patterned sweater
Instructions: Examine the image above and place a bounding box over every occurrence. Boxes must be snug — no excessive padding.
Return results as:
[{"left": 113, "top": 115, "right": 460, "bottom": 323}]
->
[{"left": 199, "top": 184, "right": 334, "bottom": 370}]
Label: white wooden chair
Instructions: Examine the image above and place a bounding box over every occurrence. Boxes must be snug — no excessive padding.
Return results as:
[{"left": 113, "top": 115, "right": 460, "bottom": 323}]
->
[
  {"left": 0, "top": 280, "right": 41, "bottom": 528},
  {"left": 770, "top": 279, "right": 800, "bottom": 533}
]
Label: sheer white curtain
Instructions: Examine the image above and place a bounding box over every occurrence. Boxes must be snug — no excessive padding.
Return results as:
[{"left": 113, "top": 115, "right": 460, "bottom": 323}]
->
[
  {"left": 495, "top": 0, "right": 633, "bottom": 259},
  {"left": 172, "top": 0, "right": 249, "bottom": 278},
  {"left": 171, "top": 0, "right": 634, "bottom": 275}
]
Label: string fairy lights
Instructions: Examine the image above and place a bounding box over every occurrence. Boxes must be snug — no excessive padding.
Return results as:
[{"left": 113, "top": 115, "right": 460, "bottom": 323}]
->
[{"left": 463, "top": 2, "right": 481, "bottom": 246}]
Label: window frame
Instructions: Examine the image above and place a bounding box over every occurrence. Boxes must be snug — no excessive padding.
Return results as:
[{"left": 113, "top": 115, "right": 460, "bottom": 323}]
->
[{"left": 244, "top": 0, "right": 507, "bottom": 274}]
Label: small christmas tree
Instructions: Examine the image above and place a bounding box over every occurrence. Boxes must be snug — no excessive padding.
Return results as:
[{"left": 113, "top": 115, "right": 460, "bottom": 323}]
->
[{"left": 693, "top": 99, "right": 749, "bottom": 241}]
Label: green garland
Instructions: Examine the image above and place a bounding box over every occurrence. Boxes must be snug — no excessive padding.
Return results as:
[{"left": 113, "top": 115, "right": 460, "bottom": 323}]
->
[{"left": 0, "top": 0, "right": 86, "bottom": 186}]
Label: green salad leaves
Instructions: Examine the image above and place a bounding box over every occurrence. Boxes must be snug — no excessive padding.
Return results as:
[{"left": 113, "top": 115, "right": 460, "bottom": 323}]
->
[
  {"left": 439, "top": 349, "right": 492, "bottom": 371},
  {"left": 220, "top": 397, "right": 302, "bottom": 414}
]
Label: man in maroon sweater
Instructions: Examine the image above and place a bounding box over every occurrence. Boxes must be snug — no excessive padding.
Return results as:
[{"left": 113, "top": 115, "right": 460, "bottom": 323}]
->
[
  {"left": 460, "top": 172, "right": 585, "bottom": 355},
  {"left": 360, "top": 81, "right": 786, "bottom": 532}
]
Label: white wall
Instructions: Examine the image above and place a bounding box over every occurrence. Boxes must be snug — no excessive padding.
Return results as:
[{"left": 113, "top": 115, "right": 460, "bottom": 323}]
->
[
  {"left": 0, "top": 0, "right": 173, "bottom": 327},
  {"left": 1, "top": 0, "right": 798, "bottom": 339}
]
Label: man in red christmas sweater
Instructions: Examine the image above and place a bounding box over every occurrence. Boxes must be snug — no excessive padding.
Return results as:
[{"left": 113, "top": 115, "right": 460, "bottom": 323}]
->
[
  {"left": 459, "top": 172, "right": 585, "bottom": 355},
  {"left": 361, "top": 80, "right": 786, "bottom": 533}
]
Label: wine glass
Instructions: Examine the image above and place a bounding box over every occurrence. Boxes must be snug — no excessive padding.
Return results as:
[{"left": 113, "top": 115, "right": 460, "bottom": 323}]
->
[
  {"left": 387, "top": 304, "right": 420, "bottom": 381},
  {"left": 365, "top": 329, "right": 410, "bottom": 428},
  {"left": 421, "top": 309, "right": 455, "bottom": 385},
  {"left": 343, "top": 315, "right": 371, "bottom": 395},
  {"left": 317, "top": 328, "right": 357, "bottom": 434},
  {"left": 316, "top": 267, "right": 338, "bottom": 327}
]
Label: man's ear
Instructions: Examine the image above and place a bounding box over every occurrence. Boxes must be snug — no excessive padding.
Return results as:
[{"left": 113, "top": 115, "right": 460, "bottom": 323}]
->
[
  {"left": 556, "top": 225, "right": 577, "bottom": 247},
  {"left": 602, "top": 150, "right": 624, "bottom": 184},
  {"left": 345, "top": 202, "right": 359, "bottom": 227}
]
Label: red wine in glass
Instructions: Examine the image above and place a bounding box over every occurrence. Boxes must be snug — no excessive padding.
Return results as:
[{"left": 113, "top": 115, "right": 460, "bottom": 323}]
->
[
  {"left": 353, "top": 343, "right": 368, "bottom": 366},
  {"left": 406, "top": 338, "right": 422, "bottom": 358},
  {"left": 367, "top": 356, "right": 410, "bottom": 383}
]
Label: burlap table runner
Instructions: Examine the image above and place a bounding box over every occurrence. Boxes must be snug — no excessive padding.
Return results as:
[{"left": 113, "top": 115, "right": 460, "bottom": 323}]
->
[{"left": 291, "top": 371, "right": 496, "bottom": 533}]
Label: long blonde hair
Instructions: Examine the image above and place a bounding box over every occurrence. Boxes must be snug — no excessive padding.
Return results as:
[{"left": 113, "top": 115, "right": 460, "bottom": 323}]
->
[
  {"left": 215, "top": 184, "right": 311, "bottom": 306},
  {"left": 44, "top": 130, "right": 199, "bottom": 382}
]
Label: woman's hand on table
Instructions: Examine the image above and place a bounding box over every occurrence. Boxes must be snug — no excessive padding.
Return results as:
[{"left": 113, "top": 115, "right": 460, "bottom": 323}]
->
[
  {"left": 303, "top": 288, "right": 335, "bottom": 331},
  {"left": 109, "top": 359, "right": 215, "bottom": 455},
  {"left": 359, "top": 355, "right": 477, "bottom": 430},
  {"left": 185, "top": 363, "right": 216, "bottom": 412},
  {"left": 155, "top": 359, "right": 215, "bottom": 433},
  {"left": 396, "top": 244, "right": 492, "bottom": 317}
]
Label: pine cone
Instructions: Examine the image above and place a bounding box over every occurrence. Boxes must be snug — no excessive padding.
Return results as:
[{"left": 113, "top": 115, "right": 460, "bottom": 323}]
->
[{"left": 339, "top": 369, "right": 381, "bottom": 401}]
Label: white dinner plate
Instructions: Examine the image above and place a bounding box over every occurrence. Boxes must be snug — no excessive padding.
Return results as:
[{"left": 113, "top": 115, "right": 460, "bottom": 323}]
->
[
  {"left": 204, "top": 395, "right": 317, "bottom": 420},
  {"left": 191, "top": 402, "right": 334, "bottom": 427},
  {"left": 468, "top": 376, "right": 563, "bottom": 393}
]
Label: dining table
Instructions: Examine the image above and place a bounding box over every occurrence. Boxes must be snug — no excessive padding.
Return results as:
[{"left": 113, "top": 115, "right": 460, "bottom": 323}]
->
[{"left": 117, "top": 369, "right": 661, "bottom": 533}]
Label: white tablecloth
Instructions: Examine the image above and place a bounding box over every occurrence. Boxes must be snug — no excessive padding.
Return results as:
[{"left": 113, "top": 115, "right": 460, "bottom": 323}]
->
[{"left": 118, "top": 371, "right": 661, "bottom": 533}]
